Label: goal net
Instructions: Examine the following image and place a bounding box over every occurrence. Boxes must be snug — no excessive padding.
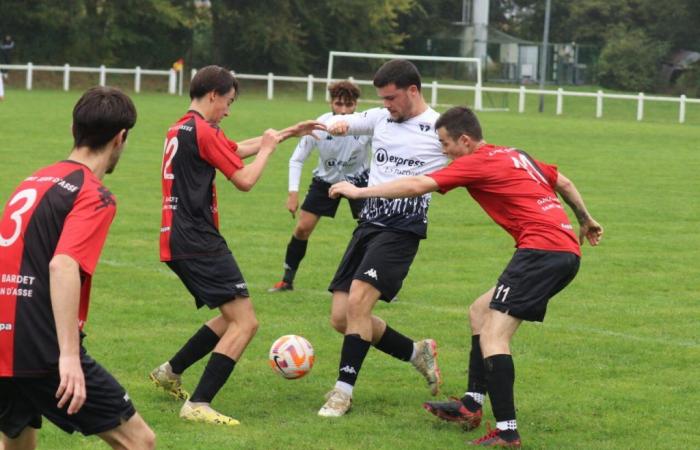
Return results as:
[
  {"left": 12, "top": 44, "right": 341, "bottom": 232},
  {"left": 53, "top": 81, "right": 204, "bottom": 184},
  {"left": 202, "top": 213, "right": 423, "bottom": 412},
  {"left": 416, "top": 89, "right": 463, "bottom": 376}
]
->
[{"left": 326, "top": 51, "right": 483, "bottom": 110}]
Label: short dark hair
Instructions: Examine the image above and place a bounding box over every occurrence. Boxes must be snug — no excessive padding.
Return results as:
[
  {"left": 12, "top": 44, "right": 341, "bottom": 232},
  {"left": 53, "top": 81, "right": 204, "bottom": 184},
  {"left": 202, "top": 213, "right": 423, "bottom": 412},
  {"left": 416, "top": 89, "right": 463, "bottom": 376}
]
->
[
  {"left": 189, "top": 65, "right": 239, "bottom": 100},
  {"left": 435, "top": 106, "right": 483, "bottom": 141},
  {"left": 72, "top": 86, "right": 137, "bottom": 151},
  {"left": 328, "top": 81, "right": 361, "bottom": 102},
  {"left": 373, "top": 59, "right": 422, "bottom": 91}
]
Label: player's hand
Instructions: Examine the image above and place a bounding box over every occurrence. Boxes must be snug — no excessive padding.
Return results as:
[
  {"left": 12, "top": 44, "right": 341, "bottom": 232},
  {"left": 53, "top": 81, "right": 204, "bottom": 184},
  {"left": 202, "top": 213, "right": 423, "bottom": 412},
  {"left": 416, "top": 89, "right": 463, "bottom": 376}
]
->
[
  {"left": 579, "top": 218, "right": 603, "bottom": 246},
  {"left": 261, "top": 129, "right": 279, "bottom": 152},
  {"left": 279, "top": 120, "right": 326, "bottom": 141},
  {"left": 329, "top": 181, "right": 360, "bottom": 199},
  {"left": 287, "top": 192, "right": 299, "bottom": 218},
  {"left": 328, "top": 121, "right": 349, "bottom": 136},
  {"left": 56, "top": 354, "right": 86, "bottom": 415}
]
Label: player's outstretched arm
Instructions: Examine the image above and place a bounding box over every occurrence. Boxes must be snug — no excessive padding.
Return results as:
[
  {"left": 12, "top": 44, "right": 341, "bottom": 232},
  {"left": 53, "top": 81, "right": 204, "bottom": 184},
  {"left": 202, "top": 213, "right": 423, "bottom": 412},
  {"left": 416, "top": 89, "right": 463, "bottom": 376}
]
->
[
  {"left": 555, "top": 172, "right": 603, "bottom": 246},
  {"left": 235, "top": 121, "right": 325, "bottom": 159},
  {"left": 49, "top": 254, "right": 86, "bottom": 415},
  {"left": 230, "top": 129, "right": 278, "bottom": 191},
  {"left": 330, "top": 176, "right": 439, "bottom": 200}
]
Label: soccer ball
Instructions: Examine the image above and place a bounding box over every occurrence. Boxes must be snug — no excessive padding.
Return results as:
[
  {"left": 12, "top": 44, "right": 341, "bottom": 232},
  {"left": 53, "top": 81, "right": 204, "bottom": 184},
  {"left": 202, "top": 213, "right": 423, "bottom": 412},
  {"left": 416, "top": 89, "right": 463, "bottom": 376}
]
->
[{"left": 269, "top": 335, "right": 315, "bottom": 379}]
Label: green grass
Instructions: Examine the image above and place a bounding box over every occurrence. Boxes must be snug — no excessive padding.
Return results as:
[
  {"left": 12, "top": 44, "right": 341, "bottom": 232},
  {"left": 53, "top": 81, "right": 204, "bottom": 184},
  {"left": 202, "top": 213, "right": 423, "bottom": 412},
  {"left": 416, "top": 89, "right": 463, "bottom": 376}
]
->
[{"left": 1, "top": 88, "right": 699, "bottom": 449}]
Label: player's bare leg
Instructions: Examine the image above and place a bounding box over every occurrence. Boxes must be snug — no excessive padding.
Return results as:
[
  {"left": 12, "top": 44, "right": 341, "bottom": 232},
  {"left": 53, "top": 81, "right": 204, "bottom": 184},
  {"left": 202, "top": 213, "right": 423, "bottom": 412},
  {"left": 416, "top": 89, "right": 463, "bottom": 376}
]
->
[
  {"left": 180, "top": 296, "right": 258, "bottom": 426},
  {"left": 2, "top": 427, "right": 37, "bottom": 450},
  {"left": 270, "top": 210, "right": 321, "bottom": 292},
  {"left": 469, "top": 309, "right": 522, "bottom": 447},
  {"left": 329, "top": 290, "right": 386, "bottom": 343},
  {"left": 97, "top": 412, "right": 155, "bottom": 450}
]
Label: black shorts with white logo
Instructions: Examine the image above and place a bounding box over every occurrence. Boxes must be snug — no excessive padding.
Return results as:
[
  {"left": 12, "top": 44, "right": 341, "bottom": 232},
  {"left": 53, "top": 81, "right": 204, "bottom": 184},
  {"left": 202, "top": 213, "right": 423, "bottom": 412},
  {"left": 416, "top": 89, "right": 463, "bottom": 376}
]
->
[
  {"left": 0, "top": 349, "right": 136, "bottom": 438},
  {"left": 489, "top": 249, "right": 580, "bottom": 322},
  {"left": 166, "top": 252, "right": 249, "bottom": 309},
  {"left": 301, "top": 176, "right": 366, "bottom": 219},
  {"left": 328, "top": 224, "right": 420, "bottom": 301}
]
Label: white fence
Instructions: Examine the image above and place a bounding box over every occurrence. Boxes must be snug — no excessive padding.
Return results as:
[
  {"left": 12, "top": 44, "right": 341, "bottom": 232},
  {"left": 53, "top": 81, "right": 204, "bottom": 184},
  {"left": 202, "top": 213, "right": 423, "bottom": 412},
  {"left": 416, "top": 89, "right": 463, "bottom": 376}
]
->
[
  {"left": 1, "top": 62, "right": 697, "bottom": 124},
  {"left": 0, "top": 63, "right": 179, "bottom": 94}
]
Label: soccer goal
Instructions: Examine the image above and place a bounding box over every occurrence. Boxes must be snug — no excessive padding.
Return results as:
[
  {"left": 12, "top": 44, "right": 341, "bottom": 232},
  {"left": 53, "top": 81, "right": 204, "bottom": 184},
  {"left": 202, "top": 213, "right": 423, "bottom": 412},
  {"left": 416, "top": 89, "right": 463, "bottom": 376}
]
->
[{"left": 326, "top": 51, "right": 483, "bottom": 110}]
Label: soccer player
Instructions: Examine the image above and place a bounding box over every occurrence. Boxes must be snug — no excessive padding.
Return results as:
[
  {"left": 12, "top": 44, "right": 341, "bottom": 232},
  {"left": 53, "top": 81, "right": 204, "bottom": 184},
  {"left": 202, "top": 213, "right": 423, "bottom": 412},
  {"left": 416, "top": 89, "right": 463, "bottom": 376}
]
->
[
  {"left": 316, "top": 59, "right": 448, "bottom": 418},
  {"left": 0, "top": 87, "right": 155, "bottom": 449},
  {"left": 150, "top": 65, "right": 324, "bottom": 426},
  {"left": 330, "top": 106, "right": 604, "bottom": 447},
  {"left": 269, "top": 81, "right": 370, "bottom": 292}
]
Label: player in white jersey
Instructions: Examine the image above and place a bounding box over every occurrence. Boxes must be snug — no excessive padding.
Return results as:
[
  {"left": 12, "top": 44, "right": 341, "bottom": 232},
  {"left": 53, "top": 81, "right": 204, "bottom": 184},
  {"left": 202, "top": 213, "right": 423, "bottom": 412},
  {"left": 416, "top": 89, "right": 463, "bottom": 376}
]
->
[
  {"left": 269, "top": 82, "right": 370, "bottom": 292},
  {"left": 317, "top": 60, "right": 448, "bottom": 418}
]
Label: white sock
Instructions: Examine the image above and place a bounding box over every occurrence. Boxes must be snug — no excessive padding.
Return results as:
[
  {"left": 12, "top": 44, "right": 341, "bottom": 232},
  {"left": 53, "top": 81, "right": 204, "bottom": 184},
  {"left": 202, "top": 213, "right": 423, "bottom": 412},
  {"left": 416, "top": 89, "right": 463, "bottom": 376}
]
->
[
  {"left": 496, "top": 420, "right": 517, "bottom": 431},
  {"left": 334, "top": 381, "right": 353, "bottom": 396},
  {"left": 409, "top": 343, "right": 417, "bottom": 362},
  {"left": 465, "top": 392, "right": 485, "bottom": 405}
]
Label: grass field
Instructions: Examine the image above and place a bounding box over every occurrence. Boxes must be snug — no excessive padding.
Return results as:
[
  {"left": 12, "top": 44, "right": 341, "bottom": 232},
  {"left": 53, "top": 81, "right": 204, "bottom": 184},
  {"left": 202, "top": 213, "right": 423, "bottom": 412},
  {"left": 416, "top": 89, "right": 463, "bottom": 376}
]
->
[{"left": 1, "top": 87, "right": 699, "bottom": 449}]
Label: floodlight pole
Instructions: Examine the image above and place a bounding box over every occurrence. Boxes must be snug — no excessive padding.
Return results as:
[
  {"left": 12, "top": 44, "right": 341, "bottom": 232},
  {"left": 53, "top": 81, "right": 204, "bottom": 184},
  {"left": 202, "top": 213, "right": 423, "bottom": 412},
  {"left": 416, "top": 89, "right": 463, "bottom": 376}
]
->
[{"left": 538, "top": 0, "right": 552, "bottom": 113}]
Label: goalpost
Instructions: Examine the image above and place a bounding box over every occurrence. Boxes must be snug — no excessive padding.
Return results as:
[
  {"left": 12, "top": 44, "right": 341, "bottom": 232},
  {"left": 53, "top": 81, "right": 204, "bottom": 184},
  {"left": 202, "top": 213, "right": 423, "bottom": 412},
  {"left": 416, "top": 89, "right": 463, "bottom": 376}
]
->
[{"left": 326, "top": 51, "right": 483, "bottom": 110}]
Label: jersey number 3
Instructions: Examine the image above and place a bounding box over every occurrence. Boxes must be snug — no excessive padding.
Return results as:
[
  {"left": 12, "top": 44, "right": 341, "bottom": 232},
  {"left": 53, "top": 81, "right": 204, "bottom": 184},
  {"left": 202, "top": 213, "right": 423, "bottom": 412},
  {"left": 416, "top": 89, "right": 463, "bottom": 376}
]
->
[
  {"left": 0, "top": 188, "right": 37, "bottom": 247},
  {"left": 162, "top": 136, "right": 179, "bottom": 180}
]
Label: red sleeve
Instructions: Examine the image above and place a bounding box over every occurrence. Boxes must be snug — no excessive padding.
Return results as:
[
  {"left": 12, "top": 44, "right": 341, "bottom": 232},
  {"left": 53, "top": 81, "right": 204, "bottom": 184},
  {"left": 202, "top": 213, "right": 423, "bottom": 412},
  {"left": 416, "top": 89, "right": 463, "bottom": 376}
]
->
[
  {"left": 533, "top": 159, "right": 558, "bottom": 187},
  {"left": 198, "top": 125, "right": 244, "bottom": 179},
  {"left": 426, "top": 154, "right": 482, "bottom": 194},
  {"left": 54, "top": 185, "right": 116, "bottom": 275}
]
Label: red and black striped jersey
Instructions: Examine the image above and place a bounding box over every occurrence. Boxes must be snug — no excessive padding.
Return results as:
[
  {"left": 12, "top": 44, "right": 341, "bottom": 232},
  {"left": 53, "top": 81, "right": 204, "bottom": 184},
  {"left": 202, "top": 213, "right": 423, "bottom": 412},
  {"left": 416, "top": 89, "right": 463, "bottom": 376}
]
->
[
  {"left": 160, "top": 111, "right": 244, "bottom": 261},
  {"left": 0, "top": 161, "right": 116, "bottom": 377}
]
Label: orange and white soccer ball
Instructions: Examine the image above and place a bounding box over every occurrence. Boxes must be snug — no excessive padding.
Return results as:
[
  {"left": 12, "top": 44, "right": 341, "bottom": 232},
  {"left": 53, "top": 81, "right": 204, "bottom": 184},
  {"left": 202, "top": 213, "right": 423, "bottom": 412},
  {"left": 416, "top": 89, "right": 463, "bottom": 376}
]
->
[{"left": 269, "top": 335, "right": 315, "bottom": 379}]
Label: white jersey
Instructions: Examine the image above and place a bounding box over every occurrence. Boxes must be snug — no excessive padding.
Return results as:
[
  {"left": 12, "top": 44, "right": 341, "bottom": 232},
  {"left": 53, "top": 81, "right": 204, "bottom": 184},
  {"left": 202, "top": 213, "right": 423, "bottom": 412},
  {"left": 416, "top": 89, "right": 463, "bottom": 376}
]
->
[
  {"left": 288, "top": 112, "right": 370, "bottom": 191},
  {"left": 328, "top": 107, "right": 447, "bottom": 237}
]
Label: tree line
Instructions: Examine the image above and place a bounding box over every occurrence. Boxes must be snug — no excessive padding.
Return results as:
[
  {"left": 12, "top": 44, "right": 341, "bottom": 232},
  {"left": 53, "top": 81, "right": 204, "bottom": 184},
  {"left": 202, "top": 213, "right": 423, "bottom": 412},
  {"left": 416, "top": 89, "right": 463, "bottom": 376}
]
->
[{"left": 1, "top": 0, "right": 698, "bottom": 94}]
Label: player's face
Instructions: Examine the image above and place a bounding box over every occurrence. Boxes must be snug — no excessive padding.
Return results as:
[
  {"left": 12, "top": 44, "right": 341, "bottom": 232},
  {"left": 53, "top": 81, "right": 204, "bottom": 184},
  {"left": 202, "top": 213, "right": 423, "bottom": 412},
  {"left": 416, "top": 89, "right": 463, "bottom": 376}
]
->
[
  {"left": 376, "top": 84, "right": 415, "bottom": 122},
  {"left": 437, "top": 127, "right": 469, "bottom": 160},
  {"left": 210, "top": 88, "right": 237, "bottom": 124},
  {"left": 330, "top": 97, "right": 357, "bottom": 115}
]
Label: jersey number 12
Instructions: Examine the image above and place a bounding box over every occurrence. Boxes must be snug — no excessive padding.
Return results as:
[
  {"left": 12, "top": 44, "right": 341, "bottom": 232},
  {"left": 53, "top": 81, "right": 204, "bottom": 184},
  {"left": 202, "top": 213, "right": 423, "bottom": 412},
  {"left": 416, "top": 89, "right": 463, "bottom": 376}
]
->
[{"left": 162, "top": 136, "right": 179, "bottom": 180}]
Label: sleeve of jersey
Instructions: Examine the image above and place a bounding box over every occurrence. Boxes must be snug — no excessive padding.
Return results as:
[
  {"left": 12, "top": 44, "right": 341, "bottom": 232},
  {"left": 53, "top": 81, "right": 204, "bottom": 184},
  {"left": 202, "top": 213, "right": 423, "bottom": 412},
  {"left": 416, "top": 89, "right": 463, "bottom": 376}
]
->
[
  {"left": 534, "top": 159, "right": 559, "bottom": 187},
  {"left": 289, "top": 136, "right": 314, "bottom": 192},
  {"left": 198, "top": 127, "right": 244, "bottom": 179},
  {"left": 54, "top": 189, "right": 116, "bottom": 275},
  {"left": 426, "top": 156, "right": 480, "bottom": 194},
  {"left": 326, "top": 108, "right": 381, "bottom": 136}
]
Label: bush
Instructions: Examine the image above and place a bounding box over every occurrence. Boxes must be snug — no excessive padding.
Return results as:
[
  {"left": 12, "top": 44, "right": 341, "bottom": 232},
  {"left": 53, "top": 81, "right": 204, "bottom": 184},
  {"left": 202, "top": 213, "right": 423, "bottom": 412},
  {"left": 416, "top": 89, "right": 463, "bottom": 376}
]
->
[{"left": 597, "top": 27, "right": 669, "bottom": 92}]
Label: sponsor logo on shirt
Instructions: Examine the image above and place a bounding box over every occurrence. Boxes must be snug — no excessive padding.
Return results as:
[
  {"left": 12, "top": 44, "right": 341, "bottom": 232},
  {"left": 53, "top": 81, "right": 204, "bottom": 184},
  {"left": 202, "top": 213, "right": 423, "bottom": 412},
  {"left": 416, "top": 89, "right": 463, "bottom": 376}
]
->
[
  {"left": 374, "top": 148, "right": 425, "bottom": 168},
  {"left": 418, "top": 123, "right": 431, "bottom": 132},
  {"left": 0, "top": 323, "right": 12, "bottom": 332}
]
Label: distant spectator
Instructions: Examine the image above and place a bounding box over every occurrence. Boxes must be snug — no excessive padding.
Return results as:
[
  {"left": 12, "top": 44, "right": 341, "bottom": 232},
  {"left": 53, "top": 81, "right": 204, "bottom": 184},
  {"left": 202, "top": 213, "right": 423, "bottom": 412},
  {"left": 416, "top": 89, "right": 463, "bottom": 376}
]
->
[{"left": 1, "top": 35, "right": 15, "bottom": 79}]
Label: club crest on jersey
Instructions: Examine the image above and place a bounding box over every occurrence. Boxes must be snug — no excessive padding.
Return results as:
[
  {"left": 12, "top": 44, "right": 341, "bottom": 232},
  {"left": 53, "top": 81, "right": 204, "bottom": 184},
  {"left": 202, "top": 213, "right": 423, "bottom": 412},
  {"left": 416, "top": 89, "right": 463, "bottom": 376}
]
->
[
  {"left": 95, "top": 186, "right": 116, "bottom": 210},
  {"left": 375, "top": 148, "right": 388, "bottom": 166}
]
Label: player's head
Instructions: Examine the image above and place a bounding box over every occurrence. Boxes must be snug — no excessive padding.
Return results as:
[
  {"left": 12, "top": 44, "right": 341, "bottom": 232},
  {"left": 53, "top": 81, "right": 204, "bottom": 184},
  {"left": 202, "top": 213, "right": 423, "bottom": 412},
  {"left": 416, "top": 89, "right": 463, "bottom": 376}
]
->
[
  {"left": 72, "top": 86, "right": 137, "bottom": 174},
  {"left": 373, "top": 59, "right": 422, "bottom": 122},
  {"left": 328, "top": 81, "right": 360, "bottom": 115},
  {"left": 189, "top": 65, "right": 239, "bottom": 124},
  {"left": 435, "top": 106, "right": 483, "bottom": 159}
]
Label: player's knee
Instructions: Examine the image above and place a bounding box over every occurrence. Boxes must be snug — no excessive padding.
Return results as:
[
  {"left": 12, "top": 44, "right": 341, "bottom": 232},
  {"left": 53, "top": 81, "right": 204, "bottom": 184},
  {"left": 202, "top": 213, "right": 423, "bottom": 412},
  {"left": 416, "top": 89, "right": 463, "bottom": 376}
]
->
[
  {"left": 468, "top": 303, "right": 484, "bottom": 331},
  {"left": 293, "top": 225, "right": 312, "bottom": 240},
  {"left": 141, "top": 426, "right": 156, "bottom": 450},
  {"left": 346, "top": 295, "right": 371, "bottom": 321},
  {"left": 329, "top": 314, "right": 346, "bottom": 333},
  {"left": 243, "top": 317, "right": 259, "bottom": 338}
]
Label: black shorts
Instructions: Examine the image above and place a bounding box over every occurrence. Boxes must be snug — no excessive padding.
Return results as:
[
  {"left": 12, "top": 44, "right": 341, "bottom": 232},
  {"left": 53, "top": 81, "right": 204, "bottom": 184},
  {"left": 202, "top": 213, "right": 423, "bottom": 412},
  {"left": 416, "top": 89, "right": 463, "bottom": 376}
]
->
[
  {"left": 328, "top": 225, "right": 420, "bottom": 301},
  {"left": 489, "top": 249, "right": 580, "bottom": 322},
  {"left": 166, "top": 252, "right": 249, "bottom": 309},
  {"left": 301, "top": 177, "right": 366, "bottom": 219},
  {"left": 0, "top": 350, "right": 136, "bottom": 438}
]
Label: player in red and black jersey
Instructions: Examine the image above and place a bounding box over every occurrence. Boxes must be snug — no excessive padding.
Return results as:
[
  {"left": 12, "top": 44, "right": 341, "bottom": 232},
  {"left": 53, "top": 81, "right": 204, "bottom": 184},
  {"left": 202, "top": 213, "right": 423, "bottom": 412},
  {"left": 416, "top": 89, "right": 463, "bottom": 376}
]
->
[
  {"left": 150, "top": 65, "right": 324, "bottom": 426},
  {"left": 0, "top": 87, "right": 155, "bottom": 449},
  {"left": 330, "top": 106, "right": 603, "bottom": 447}
]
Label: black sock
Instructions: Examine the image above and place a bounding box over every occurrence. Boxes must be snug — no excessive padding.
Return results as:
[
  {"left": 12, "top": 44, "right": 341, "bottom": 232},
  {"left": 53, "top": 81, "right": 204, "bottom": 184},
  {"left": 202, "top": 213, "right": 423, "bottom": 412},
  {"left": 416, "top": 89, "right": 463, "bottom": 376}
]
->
[
  {"left": 337, "top": 334, "right": 371, "bottom": 387},
  {"left": 190, "top": 352, "right": 236, "bottom": 403},
  {"left": 283, "top": 236, "right": 308, "bottom": 283},
  {"left": 373, "top": 325, "right": 414, "bottom": 362},
  {"left": 461, "top": 334, "right": 486, "bottom": 411},
  {"left": 484, "top": 354, "right": 516, "bottom": 425},
  {"left": 169, "top": 325, "right": 220, "bottom": 375}
]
